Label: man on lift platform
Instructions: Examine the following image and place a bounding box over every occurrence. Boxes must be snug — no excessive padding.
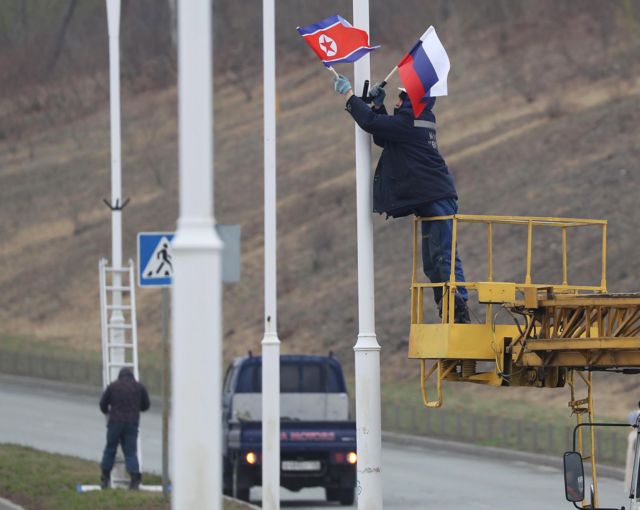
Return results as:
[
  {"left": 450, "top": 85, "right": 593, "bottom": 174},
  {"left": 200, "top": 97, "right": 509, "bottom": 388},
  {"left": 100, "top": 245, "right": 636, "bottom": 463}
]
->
[{"left": 333, "top": 75, "right": 470, "bottom": 323}]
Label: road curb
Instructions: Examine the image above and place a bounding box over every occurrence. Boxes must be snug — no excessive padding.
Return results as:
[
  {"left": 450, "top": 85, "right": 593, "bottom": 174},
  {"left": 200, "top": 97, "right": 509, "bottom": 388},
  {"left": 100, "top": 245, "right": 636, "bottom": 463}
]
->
[
  {"left": 223, "top": 495, "right": 260, "bottom": 509},
  {"left": 382, "top": 430, "right": 625, "bottom": 481},
  {"left": 0, "top": 497, "right": 24, "bottom": 510}
]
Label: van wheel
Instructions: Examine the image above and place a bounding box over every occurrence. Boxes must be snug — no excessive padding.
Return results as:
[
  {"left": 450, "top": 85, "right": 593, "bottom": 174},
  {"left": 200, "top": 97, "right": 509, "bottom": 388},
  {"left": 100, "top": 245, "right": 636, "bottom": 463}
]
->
[
  {"left": 231, "top": 457, "right": 250, "bottom": 501},
  {"left": 326, "top": 488, "right": 354, "bottom": 505},
  {"left": 235, "top": 487, "right": 250, "bottom": 501},
  {"left": 338, "top": 488, "right": 354, "bottom": 505},
  {"left": 223, "top": 458, "right": 232, "bottom": 496}
]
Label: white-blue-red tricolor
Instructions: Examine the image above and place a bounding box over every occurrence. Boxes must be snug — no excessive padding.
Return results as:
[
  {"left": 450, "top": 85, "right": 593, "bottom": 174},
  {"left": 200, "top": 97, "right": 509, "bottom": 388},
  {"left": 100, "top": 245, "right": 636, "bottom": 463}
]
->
[
  {"left": 398, "top": 26, "right": 450, "bottom": 118},
  {"left": 297, "top": 15, "right": 379, "bottom": 67}
]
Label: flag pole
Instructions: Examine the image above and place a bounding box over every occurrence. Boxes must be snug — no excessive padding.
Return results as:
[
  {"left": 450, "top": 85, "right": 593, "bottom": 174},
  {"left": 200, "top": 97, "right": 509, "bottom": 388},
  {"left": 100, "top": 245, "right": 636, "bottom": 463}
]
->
[
  {"left": 380, "top": 65, "right": 398, "bottom": 87},
  {"left": 327, "top": 65, "right": 340, "bottom": 79}
]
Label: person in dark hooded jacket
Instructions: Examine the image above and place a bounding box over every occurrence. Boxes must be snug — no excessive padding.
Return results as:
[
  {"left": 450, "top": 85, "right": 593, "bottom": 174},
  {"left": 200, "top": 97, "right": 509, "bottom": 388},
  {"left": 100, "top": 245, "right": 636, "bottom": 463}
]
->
[
  {"left": 99, "top": 367, "right": 150, "bottom": 489},
  {"left": 333, "top": 74, "right": 469, "bottom": 322}
]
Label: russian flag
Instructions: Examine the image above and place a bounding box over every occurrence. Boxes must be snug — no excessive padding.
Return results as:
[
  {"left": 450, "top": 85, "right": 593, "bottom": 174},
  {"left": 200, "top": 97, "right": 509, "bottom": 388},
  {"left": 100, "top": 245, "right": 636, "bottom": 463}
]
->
[
  {"left": 297, "top": 15, "right": 380, "bottom": 67},
  {"left": 397, "top": 26, "right": 450, "bottom": 118}
]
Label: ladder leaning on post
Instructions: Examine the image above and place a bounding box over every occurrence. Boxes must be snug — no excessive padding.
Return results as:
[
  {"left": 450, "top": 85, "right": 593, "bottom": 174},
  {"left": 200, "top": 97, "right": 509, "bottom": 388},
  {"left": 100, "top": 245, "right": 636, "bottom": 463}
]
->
[{"left": 98, "top": 258, "right": 142, "bottom": 488}]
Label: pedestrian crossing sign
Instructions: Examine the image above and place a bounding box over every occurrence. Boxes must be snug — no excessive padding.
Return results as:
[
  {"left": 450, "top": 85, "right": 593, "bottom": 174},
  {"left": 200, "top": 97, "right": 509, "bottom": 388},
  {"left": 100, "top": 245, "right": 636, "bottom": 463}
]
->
[{"left": 137, "top": 232, "right": 175, "bottom": 287}]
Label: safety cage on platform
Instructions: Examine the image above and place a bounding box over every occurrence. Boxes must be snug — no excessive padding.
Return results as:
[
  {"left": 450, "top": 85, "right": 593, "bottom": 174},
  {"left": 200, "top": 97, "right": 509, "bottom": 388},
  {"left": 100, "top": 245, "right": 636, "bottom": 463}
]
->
[
  {"left": 408, "top": 214, "right": 612, "bottom": 405},
  {"left": 410, "top": 214, "right": 608, "bottom": 327}
]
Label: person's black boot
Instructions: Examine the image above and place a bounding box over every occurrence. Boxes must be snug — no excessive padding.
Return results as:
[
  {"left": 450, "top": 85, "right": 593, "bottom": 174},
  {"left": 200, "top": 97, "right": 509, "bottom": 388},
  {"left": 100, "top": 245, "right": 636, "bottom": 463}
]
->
[
  {"left": 454, "top": 303, "right": 471, "bottom": 324},
  {"left": 100, "top": 469, "right": 111, "bottom": 490},
  {"left": 129, "top": 472, "right": 142, "bottom": 490}
]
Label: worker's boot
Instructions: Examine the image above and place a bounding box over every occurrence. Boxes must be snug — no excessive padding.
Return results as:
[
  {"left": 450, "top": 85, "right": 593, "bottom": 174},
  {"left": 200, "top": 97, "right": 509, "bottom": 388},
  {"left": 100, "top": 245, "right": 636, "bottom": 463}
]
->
[
  {"left": 100, "top": 469, "right": 111, "bottom": 490},
  {"left": 129, "top": 472, "right": 142, "bottom": 490},
  {"left": 454, "top": 302, "right": 471, "bottom": 324}
]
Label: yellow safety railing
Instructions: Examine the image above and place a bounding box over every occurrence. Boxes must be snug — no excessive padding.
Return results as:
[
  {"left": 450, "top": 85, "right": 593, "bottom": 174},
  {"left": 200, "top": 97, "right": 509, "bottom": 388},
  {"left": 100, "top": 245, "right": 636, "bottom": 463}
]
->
[
  {"left": 411, "top": 214, "right": 608, "bottom": 325},
  {"left": 419, "top": 360, "right": 457, "bottom": 408}
]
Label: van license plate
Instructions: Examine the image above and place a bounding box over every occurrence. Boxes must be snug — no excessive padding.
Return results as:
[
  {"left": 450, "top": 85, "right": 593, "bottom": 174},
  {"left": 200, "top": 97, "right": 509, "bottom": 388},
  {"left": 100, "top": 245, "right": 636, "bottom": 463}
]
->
[{"left": 282, "top": 460, "right": 321, "bottom": 471}]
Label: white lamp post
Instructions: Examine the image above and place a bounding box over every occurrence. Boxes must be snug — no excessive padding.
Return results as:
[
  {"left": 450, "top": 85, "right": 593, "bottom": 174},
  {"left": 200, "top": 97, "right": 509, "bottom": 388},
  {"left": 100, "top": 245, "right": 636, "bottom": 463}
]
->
[
  {"left": 352, "top": 1, "right": 383, "bottom": 509},
  {"left": 105, "top": 0, "right": 127, "bottom": 486},
  {"left": 261, "top": 0, "right": 281, "bottom": 508},
  {"left": 105, "top": 0, "right": 124, "bottom": 382},
  {"left": 172, "top": 0, "right": 223, "bottom": 508}
]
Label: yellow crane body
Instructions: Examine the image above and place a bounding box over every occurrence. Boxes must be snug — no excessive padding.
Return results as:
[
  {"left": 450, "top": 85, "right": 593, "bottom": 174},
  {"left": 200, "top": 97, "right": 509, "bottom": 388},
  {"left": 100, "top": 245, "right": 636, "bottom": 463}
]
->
[{"left": 408, "top": 214, "right": 640, "bottom": 508}]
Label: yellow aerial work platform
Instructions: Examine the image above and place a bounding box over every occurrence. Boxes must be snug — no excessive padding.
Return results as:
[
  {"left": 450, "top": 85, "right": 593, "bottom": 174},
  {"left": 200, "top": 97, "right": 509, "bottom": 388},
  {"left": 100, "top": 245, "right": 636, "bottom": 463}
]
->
[{"left": 408, "top": 214, "right": 640, "bottom": 508}]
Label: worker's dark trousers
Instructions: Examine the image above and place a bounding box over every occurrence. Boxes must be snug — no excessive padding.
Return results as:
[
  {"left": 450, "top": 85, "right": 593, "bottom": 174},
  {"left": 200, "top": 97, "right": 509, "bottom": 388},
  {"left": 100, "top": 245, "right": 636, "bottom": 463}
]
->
[
  {"left": 414, "top": 198, "right": 468, "bottom": 308},
  {"left": 100, "top": 421, "right": 140, "bottom": 474}
]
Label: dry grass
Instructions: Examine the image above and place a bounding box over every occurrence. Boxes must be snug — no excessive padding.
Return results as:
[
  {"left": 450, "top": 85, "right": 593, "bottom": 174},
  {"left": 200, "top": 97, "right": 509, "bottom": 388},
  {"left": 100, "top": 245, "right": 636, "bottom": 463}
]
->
[
  {"left": 1, "top": 10, "right": 640, "bottom": 423},
  {"left": 0, "top": 444, "right": 253, "bottom": 510}
]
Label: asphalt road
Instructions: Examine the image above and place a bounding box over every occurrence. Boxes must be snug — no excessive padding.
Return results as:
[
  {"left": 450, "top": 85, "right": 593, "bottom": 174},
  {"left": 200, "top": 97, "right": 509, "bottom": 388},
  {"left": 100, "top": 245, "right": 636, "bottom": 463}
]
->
[{"left": 0, "top": 377, "right": 628, "bottom": 509}]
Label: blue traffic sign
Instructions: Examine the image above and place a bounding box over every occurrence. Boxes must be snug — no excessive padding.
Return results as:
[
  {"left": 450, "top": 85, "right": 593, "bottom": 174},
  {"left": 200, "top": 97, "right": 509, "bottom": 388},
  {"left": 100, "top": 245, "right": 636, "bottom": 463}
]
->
[
  {"left": 137, "top": 232, "right": 174, "bottom": 287},
  {"left": 137, "top": 225, "right": 241, "bottom": 288}
]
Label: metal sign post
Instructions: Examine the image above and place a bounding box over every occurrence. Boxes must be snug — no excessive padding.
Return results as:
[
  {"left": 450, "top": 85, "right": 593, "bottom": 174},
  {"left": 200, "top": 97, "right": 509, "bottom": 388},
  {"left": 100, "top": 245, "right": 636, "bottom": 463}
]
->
[
  {"left": 173, "top": 0, "right": 223, "bottom": 508},
  {"left": 352, "top": 1, "right": 383, "bottom": 509},
  {"left": 161, "top": 287, "right": 170, "bottom": 499},
  {"left": 261, "top": 0, "right": 281, "bottom": 508}
]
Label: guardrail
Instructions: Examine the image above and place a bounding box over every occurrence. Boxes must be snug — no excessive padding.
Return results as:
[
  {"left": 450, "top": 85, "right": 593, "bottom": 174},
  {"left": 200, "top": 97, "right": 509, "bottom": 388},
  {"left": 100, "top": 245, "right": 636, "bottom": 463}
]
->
[
  {"left": 376, "top": 400, "right": 628, "bottom": 466},
  {"left": 0, "top": 349, "right": 163, "bottom": 395}
]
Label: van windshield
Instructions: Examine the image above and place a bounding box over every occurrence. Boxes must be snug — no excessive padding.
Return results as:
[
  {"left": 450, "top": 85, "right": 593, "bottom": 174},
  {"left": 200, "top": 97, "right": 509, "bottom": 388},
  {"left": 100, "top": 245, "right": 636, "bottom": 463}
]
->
[{"left": 235, "top": 361, "right": 344, "bottom": 393}]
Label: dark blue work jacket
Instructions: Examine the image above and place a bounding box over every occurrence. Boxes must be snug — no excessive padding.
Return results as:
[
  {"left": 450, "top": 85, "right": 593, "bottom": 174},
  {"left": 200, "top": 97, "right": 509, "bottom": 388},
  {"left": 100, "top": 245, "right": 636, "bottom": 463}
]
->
[{"left": 345, "top": 95, "right": 458, "bottom": 217}]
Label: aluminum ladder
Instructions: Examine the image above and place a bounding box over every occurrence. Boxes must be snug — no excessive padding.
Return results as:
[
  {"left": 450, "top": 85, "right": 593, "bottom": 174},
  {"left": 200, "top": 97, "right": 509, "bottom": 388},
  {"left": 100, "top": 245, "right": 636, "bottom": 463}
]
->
[{"left": 98, "top": 258, "right": 142, "bottom": 488}]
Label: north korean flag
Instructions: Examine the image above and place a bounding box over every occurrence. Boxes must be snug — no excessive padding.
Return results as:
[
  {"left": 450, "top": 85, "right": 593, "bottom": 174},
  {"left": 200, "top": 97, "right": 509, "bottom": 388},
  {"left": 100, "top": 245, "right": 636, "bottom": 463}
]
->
[
  {"left": 397, "top": 26, "right": 450, "bottom": 118},
  {"left": 297, "top": 15, "right": 380, "bottom": 67}
]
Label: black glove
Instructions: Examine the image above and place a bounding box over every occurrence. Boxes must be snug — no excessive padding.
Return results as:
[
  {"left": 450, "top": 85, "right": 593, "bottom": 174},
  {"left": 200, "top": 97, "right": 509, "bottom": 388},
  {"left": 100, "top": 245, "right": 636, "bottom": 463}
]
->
[{"left": 369, "top": 82, "right": 386, "bottom": 106}]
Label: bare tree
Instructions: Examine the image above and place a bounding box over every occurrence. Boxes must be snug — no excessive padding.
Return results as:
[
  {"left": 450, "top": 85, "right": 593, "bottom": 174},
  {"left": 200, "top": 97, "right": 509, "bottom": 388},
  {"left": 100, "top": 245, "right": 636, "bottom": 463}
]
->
[
  {"left": 168, "top": 0, "right": 177, "bottom": 50},
  {"left": 20, "top": 0, "right": 28, "bottom": 44},
  {"left": 46, "top": 0, "right": 78, "bottom": 76}
]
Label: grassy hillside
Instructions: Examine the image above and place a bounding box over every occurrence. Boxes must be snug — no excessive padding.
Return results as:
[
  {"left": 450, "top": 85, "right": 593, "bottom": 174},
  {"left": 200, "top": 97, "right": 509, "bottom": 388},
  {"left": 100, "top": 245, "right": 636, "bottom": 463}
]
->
[{"left": 1, "top": 3, "right": 640, "bottom": 420}]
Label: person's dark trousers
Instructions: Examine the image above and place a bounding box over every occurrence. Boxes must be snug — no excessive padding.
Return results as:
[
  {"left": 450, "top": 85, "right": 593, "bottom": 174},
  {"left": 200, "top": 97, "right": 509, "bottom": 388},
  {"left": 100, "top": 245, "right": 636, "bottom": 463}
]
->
[
  {"left": 100, "top": 421, "right": 140, "bottom": 475},
  {"left": 414, "top": 198, "right": 468, "bottom": 312}
]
